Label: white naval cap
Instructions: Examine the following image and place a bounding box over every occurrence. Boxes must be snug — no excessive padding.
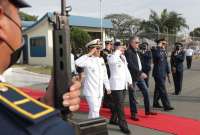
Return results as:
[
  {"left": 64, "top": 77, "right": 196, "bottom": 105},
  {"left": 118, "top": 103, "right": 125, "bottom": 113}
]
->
[{"left": 85, "top": 39, "right": 102, "bottom": 48}]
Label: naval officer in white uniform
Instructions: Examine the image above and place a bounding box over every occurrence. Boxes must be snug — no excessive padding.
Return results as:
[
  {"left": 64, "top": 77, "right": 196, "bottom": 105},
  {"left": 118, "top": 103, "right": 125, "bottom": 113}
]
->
[
  {"left": 107, "top": 41, "right": 132, "bottom": 134},
  {"left": 75, "top": 39, "right": 111, "bottom": 119}
]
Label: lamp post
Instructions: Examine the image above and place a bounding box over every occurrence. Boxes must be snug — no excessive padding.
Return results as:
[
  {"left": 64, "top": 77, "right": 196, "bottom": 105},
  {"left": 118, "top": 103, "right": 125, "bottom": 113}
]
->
[
  {"left": 172, "top": 28, "right": 179, "bottom": 42},
  {"left": 150, "top": 22, "right": 160, "bottom": 39},
  {"left": 99, "top": 0, "right": 103, "bottom": 42}
]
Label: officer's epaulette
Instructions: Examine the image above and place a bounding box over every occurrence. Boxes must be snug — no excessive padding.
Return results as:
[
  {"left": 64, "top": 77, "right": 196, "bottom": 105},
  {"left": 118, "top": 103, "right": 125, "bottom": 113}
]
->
[{"left": 0, "top": 82, "right": 58, "bottom": 124}]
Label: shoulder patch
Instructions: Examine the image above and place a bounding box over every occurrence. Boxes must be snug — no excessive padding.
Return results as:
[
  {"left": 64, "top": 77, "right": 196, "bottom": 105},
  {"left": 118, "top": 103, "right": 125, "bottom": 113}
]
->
[{"left": 0, "top": 83, "right": 57, "bottom": 124}]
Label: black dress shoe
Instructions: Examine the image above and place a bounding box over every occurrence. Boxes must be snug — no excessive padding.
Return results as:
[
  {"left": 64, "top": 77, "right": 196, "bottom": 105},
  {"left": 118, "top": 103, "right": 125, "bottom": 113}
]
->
[
  {"left": 145, "top": 111, "right": 157, "bottom": 115},
  {"left": 131, "top": 114, "right": 139, "bottom": 121},
  {"left": 164, "top": 107, "right": 174, "bottom": 111},
  {"left": 153, "top": 104, "right": 163, "bottom": 108},
  {"left": 120, "top": 127, "right": 131, "bottom": 134}
]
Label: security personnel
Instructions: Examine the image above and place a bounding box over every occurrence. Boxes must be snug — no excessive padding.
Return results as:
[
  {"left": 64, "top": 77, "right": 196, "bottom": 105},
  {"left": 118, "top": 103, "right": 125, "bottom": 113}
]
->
[
  {"left": 75, "top": 39, "right": 111, "bottom": 119},
  {"left": 152, "top": 38, "right": 174, "bottom": 111},
  {"left": 139, "top": 42, "right": 152, "bottom": 87},
  {"left": 170, "top": 42, "right": 185, "bottom": 95},
  {"left": 0, "top": 0, "right": 81, "bottom": 135},
  {"left": 101, "top": 40, "right": 113, "bottom": 78},
  {"left": 101, "top": 40, "right": 113, "bottom": 108},
  {"left": 100, "top": 40, "right": 116, "bottom": 127},
  {"left": 107, "top": 41, "right": 131, "bottom": 134}
]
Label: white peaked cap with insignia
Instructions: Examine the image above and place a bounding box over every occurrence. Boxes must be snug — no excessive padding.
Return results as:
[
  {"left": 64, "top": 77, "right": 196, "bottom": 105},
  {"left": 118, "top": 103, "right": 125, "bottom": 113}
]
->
[{"left": 85, "top": 39, "right": 102, "bottom": 48}]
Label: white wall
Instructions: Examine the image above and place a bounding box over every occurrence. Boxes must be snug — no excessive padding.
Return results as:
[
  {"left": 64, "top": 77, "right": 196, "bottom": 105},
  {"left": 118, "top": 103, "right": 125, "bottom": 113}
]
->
[
  {"left": 23, "top": 20, "right": 112, "bottom": 66},
  {"left": 24, "top": 19, "right": 53, "bottom": 66}
]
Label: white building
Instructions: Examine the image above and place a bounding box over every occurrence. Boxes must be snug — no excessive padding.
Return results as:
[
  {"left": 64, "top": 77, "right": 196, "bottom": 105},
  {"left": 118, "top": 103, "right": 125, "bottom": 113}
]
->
[{"left": 22, "top": 13, "right": 113, "bottom": 66}]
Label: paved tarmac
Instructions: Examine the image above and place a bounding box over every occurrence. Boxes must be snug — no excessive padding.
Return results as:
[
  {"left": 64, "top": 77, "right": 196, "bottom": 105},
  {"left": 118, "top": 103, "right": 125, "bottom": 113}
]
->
[{"left": 3, "top": 59, "right": 200, "bottom": 135}]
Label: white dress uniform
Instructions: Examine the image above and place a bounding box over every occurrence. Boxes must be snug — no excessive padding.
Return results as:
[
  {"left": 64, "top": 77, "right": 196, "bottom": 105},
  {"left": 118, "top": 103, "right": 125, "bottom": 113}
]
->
[
  {"left": 108, "top": 50, "right": 132, "bottom": 90},
  {"left": 75, "top": 54, "right": 110, "bottom": 119}
]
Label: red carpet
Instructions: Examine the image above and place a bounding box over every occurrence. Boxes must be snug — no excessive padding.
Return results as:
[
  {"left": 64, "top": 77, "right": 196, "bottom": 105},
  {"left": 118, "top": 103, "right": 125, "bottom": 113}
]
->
[{"left": 21, "top": 88, "right": 200, "bottom": 135}]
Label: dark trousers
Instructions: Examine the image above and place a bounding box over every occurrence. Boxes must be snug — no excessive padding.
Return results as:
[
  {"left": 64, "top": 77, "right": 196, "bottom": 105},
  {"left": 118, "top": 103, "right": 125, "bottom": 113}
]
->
[
  {"left": 172, "top": 70, "right": 183, "bottom": 95},
  {"left": 143, "top": 70, "right": 150, "bottom": 88},
  {"left": 103, "top": 88, "right": 114, "bottom": 109},
  {"left": 129, "top": 80, "right": 150, "bottom": 114},
  {"left": 186, "top": 56, "right": 192, "bottom": 69},
  {"left": 111, "top": 90, "right": 128, "bottom": 128},
  {"left": 153, "top": 77, "right": 171, "bottom": 108}
]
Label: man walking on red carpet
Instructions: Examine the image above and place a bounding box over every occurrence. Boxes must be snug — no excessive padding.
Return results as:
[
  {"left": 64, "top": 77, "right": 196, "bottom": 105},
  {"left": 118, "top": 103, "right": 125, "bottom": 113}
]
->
[
  {"left": 108, "top": 41, "right": 131, "bottom": 134},
  {"left": 125, "top": 36, "right": 157, "bottom": 121}
]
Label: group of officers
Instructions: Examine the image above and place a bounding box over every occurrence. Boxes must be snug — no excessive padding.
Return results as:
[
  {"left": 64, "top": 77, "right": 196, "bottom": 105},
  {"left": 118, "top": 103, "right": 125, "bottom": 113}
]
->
[
  {"left": 0, "top": 0, "right": 188, "bottom": 135},
  {"left": 75, "top": 36, "right": 186, "bottom": 134}
]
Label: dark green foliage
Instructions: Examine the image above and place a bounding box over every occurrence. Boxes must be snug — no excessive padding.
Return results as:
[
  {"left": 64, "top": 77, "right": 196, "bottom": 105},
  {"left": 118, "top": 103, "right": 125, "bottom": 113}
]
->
[
  {"left": 20, "top": 11, "right": 38, "bottom": 21},
  {"left": 70, "top": 27, "right": 91, "bottom": 55}
]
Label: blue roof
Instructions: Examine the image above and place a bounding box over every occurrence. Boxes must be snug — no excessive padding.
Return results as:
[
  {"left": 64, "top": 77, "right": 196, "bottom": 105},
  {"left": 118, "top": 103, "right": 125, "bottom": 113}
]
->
[
  {"left": 69, "top": 15, "right": 113, "bottom": 28},
  {"left": 22, "top": 21, "right": 35, "bottom": 28},
  {"left": 23, "top": 13, "right": 113, "bottom": 32}
]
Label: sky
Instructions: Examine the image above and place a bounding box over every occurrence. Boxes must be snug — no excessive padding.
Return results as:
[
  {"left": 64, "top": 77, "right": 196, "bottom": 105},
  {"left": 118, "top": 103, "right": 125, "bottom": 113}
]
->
[{"left": 22, "top": 0, "right": 200, "bottom": 32}]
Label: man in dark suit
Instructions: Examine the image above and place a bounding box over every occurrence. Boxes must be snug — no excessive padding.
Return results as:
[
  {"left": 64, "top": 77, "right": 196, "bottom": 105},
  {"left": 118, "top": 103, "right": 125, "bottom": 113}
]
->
[
  {"left": 170, "top": 42, "right": 185, "bottom": 95},
  {"left": 101, "top": 40, "right": 113, "bottom": 107},
  {"left": 125, "top": 36, "right": 156, "bottom": 121},
  {"left": 100, "top": 40, "right": 117, "bottom": 127},
  {"left": 139, "top": 42, "right": 152, "bottom": 87},
  {"left": 152, "top": 38, "right": 174, "bottom": 111}
]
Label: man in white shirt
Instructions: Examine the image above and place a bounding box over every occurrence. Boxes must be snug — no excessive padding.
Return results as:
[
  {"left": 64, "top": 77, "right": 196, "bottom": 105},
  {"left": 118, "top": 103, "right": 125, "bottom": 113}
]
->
[
  {"left": 125, "top": 36, "right": 157, "bottom": 121},
  {"left": 107, "top": 41, "right": 131, "bottom": 134},
  {"left": 185, "top": 46, "right": 194, "bottom": 69},
  {"left": 75, "top": 39, "right": 111, "bottom": 119}
]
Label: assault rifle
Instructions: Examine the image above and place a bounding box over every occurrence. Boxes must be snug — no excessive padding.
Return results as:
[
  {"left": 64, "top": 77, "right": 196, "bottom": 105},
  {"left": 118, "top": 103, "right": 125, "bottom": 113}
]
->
[{"left": 49, "top": 0, "right": 72, "bottom": 119}]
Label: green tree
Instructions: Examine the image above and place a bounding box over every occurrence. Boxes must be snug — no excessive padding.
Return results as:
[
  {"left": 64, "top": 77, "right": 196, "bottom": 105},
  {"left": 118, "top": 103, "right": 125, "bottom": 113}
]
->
[
  {"left": 190, "top": 27, "right": 200, "bottom": 39},
  {"left": 104, "top": 13, "right": 140, "bottom": 39},
  {"left": 70, "top": 27, "right": 91, "bottom": 54},
  {"left": 20, "top": 11, "right": 38, "bottom": 21},
  {"left": 140, "top": 9, "right": 188, "bottom": 35}
]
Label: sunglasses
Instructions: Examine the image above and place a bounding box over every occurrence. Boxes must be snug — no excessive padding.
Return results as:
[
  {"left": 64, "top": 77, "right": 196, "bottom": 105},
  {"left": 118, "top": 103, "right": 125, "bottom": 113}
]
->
[{"left": 162, "top": 42, "right": 168, "bottom": 45}]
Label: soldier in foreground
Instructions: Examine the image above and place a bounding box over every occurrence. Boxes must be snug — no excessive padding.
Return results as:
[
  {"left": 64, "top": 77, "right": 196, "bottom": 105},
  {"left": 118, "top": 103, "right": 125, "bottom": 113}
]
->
[{"left": 0, "top": 0, "right": 81, "bottom": 134}]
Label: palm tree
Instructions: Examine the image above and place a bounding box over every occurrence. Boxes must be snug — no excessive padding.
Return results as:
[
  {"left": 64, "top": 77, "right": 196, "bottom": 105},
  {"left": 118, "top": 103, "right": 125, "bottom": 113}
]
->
[{"left": 140, "top": 9, "right": 189, "bottom": 35}]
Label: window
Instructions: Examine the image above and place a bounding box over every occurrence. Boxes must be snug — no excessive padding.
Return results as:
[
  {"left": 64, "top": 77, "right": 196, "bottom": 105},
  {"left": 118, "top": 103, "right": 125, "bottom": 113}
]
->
[{"left": 30, "top": 37, "right": 46, "bottom": 57}]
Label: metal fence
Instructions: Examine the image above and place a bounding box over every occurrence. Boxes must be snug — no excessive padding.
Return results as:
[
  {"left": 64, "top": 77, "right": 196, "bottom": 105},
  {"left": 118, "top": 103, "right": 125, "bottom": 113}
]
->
[{"left": 120, "top": 32, "right": 200, "bottom": 53}]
